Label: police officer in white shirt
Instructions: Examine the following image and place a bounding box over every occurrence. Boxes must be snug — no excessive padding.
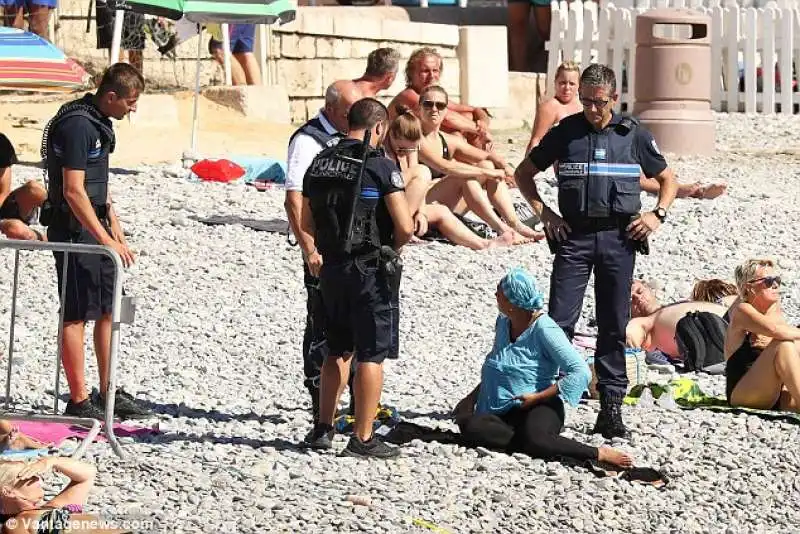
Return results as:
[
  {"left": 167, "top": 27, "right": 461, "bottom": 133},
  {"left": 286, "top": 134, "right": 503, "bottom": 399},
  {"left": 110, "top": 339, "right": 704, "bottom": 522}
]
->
[{"left": 284, "top": 80, "right": 361, "bottom": 424}]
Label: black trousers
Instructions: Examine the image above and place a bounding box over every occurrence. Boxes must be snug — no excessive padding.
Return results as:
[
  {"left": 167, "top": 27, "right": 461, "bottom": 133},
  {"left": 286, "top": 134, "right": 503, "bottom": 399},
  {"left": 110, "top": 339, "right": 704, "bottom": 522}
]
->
[
  {"left": 458, "top": 397, "right": 597, "bottom": 461},
  {"left": 549, "top": 226, "right": 636, "bottom": 397},
  {"left": 302, "top": 263, "right": 355, "bottom": 409}
]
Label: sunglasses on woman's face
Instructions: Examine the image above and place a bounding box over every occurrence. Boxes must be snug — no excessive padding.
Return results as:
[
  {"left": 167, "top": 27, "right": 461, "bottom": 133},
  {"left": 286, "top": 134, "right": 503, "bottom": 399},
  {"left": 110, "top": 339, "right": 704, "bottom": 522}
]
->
[
  {"left": 421, "top": 100, "right": 447, "bottom": 111},
  {"left": 751, "top": 275, "right": 782, "bottom": 288}
]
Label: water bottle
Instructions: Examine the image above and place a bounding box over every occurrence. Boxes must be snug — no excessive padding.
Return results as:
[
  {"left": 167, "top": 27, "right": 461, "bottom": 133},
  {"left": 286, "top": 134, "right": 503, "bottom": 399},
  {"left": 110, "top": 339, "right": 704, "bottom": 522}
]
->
[
  {"left": 638, "top": 387, "right": 655, "bottom": 409},
  {"left": 657, "top": 388, "right": 678, "bottom": 411}
]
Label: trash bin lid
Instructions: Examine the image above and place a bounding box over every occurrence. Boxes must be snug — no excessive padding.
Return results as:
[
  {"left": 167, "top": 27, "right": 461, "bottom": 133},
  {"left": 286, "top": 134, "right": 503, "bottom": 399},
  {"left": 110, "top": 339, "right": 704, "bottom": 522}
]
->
[{"left": 636, "top": 8, "right": 712, "bottom": 45}]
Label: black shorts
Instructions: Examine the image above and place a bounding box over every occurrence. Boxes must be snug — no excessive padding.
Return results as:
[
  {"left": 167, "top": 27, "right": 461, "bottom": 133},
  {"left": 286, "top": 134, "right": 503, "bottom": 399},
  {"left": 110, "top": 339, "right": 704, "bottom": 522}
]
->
[
  {"left": 47, "top": 223, "right": 121, "bottom": 323},
  {"left": 0, "top": 191, "right": 29, "bottom": 223},
  {"left": 95, "top": 0, "right": 145, "bottom": 51},
  {"left": 320, "top": 254, "right": 397, "bottom": 364}
]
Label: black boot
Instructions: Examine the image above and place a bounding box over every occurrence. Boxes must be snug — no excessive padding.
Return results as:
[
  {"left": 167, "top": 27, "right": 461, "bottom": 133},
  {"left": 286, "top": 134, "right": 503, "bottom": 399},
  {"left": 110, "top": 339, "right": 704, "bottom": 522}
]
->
[
  {"left": 592, "top": 392, "right": 630, "bottom": 440},
  {"left": 308, "top": 387, "right": 320, "bottom": 425}
]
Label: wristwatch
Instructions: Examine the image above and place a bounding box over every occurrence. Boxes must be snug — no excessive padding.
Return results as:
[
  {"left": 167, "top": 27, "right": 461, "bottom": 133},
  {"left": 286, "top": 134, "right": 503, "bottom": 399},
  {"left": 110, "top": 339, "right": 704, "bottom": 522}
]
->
[{"left": 652, "top": 207, "right": 668, "bottom": 222}]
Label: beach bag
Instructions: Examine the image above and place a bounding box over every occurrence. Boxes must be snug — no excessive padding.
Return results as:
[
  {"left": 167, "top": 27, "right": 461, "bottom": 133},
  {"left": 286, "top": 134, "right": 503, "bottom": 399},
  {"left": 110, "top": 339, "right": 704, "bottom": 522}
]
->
[{"left": 675, "top": 311, "right": 727, "bottom": 372}]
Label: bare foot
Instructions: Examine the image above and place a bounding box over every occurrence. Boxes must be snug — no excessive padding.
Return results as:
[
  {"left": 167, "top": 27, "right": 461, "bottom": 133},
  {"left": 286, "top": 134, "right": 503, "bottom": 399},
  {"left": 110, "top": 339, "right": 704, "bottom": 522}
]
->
[
  {"left": 510, "top": 231, "right": 532, "bottom": 245},
  {"left": 513, "top": 222, "right": 546, "bottom": 241},
  {"left": 698, "top": 183, "right": 727, "bottom": 199},
  {"left": 676, "top": 182, "right": 702, "bottom": 199},
  {"left": 486, "top": 231, "right": 517, "bottom": 249},
  {"left": 598, "top": 445, "right": 634, "bottom": 468}
]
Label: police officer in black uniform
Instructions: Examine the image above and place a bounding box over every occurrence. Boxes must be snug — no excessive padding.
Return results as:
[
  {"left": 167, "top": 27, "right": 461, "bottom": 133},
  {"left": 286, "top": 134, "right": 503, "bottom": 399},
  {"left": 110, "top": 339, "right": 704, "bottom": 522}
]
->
[
  {"left": 41, "top": 63, "right": 151, "bottom": 421},
  {"left": 514, "top": 64, "right": 678, "bottom": 439},
  {"left": 301, "top": 98, "right": 413, "bottom": 459}
]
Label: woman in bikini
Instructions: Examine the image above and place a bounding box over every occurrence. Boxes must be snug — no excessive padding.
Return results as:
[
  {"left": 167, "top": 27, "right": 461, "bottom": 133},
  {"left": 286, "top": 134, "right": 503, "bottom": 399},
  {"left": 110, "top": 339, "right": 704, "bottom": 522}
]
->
[
  {"left": 383, "top": 108, "right": 516, "bottom": 250},
  {"left": 725, "top": 258, "right": 800, "bottom": 412},
  {"left": 416, "top": 85, "right": 543, "bottom": 245},
  {"left": 0, "top": 456, "right": 128, "bottom": 533},
  {"left": 526, "top": 60, "right": 726, "bottom": 200}
]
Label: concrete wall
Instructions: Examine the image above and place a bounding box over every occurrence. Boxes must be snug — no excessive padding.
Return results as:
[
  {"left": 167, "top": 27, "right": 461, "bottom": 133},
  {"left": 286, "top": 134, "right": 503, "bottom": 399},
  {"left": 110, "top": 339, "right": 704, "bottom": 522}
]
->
[
  {"left": 265, "top": 7, "right": 462, "bottom": 123},
  {"left": 51, "top": 5, "right": 461, "bottom": 122}
]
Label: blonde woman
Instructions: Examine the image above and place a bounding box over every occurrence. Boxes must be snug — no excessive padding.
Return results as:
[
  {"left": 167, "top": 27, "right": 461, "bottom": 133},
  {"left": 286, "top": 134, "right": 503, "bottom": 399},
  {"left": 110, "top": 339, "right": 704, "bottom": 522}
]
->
[
  {"left": 524, "top": 61, "right": 582, "bottom": 156},
  {"left": 383, "top": 108, "right": 514, "bottom": 250},
  {"left": 0, "top": 457, "right": 128, "bottom": 533},
  {"left": 725, "top": 259, "right": 800, "bottom": 411}
]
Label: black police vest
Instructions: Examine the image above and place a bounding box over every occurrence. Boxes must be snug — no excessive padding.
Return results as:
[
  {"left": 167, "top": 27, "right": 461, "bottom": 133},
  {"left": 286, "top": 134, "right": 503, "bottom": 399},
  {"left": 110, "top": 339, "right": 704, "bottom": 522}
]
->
[
  {"left": 41, "top": 94, "right": 116, "bottom": 214},
  {"left": 288, "top": 115, "right": 343, "bottom": 150},
  {"left": 305, "top": 142, "right": 382, "bottom": 258},
  {"left": 555, "top": 116, "right": 642, "bottom": 221}
]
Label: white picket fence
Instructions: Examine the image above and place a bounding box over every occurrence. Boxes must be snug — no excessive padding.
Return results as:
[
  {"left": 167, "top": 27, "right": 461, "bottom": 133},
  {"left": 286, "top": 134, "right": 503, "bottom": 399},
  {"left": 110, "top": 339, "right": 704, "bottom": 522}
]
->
[{"left": 546, "top": 0, "right": 800, "bottom": 113}]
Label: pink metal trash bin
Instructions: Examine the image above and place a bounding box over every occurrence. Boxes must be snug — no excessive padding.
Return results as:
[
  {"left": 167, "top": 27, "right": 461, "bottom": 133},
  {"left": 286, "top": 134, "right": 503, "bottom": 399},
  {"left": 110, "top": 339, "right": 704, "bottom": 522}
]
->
[{"left": 633, "top": 8, "right": 715, "bottom": 156}]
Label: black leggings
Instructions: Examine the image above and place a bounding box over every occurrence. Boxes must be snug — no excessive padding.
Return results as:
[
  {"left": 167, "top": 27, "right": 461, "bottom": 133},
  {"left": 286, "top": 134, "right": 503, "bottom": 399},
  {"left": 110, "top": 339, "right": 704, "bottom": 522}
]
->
[{"left": 458, "top": 396, "right": 598, "bottom": 461}]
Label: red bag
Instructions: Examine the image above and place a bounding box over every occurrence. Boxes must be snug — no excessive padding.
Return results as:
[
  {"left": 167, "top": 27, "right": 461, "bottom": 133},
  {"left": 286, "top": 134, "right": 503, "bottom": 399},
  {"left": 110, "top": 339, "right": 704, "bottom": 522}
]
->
[{"left": 191, "top": 159, "right": 246, "bottom": 183}]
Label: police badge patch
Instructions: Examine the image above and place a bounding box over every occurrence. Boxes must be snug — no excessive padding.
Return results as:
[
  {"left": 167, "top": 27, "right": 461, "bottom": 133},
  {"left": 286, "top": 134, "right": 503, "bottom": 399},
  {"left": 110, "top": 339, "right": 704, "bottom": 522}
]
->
[
  {"left": 651, "top": 139, "right": 661, "bottom": 155},
  {"left": 390, "top": 171, "right": 405, "bottom": 188}
]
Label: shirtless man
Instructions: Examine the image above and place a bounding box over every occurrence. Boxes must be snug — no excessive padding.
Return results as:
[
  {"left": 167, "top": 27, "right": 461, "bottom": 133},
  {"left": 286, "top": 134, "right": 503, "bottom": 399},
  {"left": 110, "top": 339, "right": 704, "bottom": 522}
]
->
[
  {"left": 626, "top": 280, "right": 728, "bottom": 360},
  {"left": 388, "top": 47, "right": 493, "bottom": 150},
  {"left": 0, "top": 133, "right": 46, "bottom": 241},
  {"left": 352, "top": 47, "right": 401, "bottom": 98},
  {"left": 525, "top": 61, "right": 727, "bottom": 200}
]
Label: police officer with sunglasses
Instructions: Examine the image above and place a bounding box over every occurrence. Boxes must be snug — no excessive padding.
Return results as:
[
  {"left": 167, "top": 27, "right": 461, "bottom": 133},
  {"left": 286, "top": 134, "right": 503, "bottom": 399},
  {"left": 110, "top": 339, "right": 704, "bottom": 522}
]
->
[{"left": 514, "top": 64, "right": 679, "bottom": 439}]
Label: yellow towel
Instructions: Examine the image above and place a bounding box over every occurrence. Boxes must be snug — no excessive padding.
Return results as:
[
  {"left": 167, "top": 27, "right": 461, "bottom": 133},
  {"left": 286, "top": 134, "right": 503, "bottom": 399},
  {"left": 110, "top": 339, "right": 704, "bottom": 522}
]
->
[{"left": 206, "top": 23, "right": 223, "bottom": 41}]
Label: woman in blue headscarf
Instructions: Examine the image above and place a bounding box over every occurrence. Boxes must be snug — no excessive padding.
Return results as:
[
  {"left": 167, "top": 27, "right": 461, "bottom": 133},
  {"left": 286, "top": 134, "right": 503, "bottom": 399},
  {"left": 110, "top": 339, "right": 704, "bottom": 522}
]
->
[{"left": 452, "top": 267, "right": 633, "bottom": 467}]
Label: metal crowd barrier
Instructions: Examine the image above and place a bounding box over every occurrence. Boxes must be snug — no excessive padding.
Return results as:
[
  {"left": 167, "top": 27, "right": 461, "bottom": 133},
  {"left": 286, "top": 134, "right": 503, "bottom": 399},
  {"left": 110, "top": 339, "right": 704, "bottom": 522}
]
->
[{"left": 0, "top": 239, "right": 128, "bottom": 459}]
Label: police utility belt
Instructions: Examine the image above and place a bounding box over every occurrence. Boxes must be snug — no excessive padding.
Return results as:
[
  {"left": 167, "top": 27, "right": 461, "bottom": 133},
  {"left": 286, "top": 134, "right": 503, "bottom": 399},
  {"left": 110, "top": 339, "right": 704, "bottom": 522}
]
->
[{"left": 40, "top": 202, "right": 109, "bottom": 232}]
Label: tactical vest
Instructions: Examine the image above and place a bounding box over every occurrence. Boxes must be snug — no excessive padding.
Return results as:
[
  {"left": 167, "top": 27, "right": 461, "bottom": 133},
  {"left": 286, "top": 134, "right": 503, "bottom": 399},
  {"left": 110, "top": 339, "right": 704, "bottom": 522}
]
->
[
  {"left": 40, "top": 94, "right": 116, "bottom": 224},
  {"left": 555, "top": 115, "right": 642, "bottom": 221},
  {"left": 305, "top": 141, "right": 382, "bottom": 259},
  {"left": 288, "top": 115, "right": 343, "bottom": 150}
]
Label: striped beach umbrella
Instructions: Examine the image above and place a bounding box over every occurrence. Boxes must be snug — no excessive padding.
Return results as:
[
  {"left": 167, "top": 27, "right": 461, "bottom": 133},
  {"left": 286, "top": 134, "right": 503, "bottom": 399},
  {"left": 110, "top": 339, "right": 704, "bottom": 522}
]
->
[
  {"left": 0, "top": 27, "right": 90, "bottom": 92},
  {"left": 111, "top": 0, "right": 296, "bottom": 24}
]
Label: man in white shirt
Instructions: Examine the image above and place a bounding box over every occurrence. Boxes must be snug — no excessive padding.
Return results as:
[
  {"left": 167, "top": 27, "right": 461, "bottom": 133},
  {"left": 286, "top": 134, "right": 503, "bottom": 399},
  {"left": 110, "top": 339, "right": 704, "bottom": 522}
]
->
[{"left": 284, "top": 80, "right": 361, "bottom": 423}]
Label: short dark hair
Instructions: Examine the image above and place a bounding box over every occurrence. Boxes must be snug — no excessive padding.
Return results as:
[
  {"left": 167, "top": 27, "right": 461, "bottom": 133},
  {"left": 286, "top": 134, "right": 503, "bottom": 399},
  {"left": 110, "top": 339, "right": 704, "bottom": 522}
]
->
[
  {"left": 97, "top": 62, "right": 145, "bottom": 98},
  {"left": 580, "top": 63, "right": 616, "bottom": 94},
  {"left": 348, "top": 98, "right": 388, "bottom": 131},
  {"left": 365, "top": 48, "right": 400, "bottom": 78}
]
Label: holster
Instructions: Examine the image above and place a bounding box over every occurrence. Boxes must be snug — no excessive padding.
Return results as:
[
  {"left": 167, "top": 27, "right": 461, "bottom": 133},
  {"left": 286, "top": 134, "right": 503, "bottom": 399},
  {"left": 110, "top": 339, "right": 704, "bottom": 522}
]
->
[{"left": 379, "top": 245, "right": 403, "bottom": 297}]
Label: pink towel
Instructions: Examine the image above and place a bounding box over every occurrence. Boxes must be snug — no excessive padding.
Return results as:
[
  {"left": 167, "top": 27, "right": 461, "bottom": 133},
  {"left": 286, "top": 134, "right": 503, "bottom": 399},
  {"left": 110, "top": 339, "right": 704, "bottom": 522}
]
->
[{"left": 16, "top": 421, "right": 159, "bottom": 447}]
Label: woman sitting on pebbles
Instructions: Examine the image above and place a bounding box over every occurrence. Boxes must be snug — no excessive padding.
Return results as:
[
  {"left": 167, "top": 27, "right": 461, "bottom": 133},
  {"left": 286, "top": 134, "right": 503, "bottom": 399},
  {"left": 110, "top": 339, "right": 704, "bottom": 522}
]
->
[
  {"left": 383, "top": 108, "right": 516, "bottom": 251},
  {"left": 415, "top": 85, "right": 542, "bottom": 245},
  {"left": 725, "top": 258, "right": 800, "bottom": 412},
  {"left": 0, "top": 456, "right": 127, "bottom": 533},
  {"left": 452, "top": 268, "right": 633, "bottom": 468}
]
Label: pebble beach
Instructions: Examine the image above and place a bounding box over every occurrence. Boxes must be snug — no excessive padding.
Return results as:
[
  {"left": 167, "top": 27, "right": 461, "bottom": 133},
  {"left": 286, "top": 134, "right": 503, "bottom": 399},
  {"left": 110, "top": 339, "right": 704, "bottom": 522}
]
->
[{"left": 1, "top": 112, "right": 800, "bottom": 533}]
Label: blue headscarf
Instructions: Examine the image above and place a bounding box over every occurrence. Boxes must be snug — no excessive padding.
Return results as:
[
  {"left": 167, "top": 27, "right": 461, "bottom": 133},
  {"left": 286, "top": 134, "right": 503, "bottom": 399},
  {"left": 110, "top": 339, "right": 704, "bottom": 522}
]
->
[{"left": 500, "top": 267, "right": 544, "bottom": 312}]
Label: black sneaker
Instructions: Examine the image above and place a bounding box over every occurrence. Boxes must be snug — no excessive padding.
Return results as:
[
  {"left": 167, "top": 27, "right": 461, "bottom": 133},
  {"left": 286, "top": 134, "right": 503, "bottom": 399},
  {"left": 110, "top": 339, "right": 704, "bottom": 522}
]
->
[
  {"left": 303, "top": 423, "right": 334, "bottom": 450},
  {"left": 592, "top": 393, "right": 631, "bottom": 440},
  {"left": 94, "top": 388, "right": 153, "bottom": 420},
  {"left": 341, "top": 435, "right": 400, "bottom": 459},
  {"left": 65, "top": 397, "right": 106, "bottom": 421}
]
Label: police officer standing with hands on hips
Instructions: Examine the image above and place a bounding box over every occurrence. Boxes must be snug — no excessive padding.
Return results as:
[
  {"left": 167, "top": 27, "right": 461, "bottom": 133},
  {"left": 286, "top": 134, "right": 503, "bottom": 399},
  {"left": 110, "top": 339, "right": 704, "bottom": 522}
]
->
[
  {"left": 514, "top": 64, "right": 678, "bottom": 439},
  {"left": 40, "top": 63, "right": 151, "bottom": 420},
  {"left": 300, "top": 98, "right": 413, "bottom": 458}
]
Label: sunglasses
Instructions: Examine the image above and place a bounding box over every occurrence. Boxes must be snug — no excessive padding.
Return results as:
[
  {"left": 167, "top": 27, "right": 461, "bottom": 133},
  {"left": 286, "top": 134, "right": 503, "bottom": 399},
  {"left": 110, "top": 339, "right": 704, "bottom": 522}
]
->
[
  {"left": 421, "top": 100, "right": 447, "bottom": 111},
  {"left": 396, "top": 146, "right": 419, "bottom": 153},
  {"left": 579, "top": 96, "right": 611, "bottom": 109},
  {"left": 750, "top": 275, "right": 782, "bottom": 288}
]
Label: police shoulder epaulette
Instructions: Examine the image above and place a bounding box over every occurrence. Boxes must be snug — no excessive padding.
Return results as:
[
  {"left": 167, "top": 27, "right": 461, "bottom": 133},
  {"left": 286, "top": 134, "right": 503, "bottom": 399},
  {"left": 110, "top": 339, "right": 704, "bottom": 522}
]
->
[{"left": 616, "top": 115, "right": 640, "bottom": 134}]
